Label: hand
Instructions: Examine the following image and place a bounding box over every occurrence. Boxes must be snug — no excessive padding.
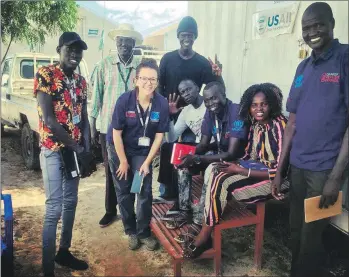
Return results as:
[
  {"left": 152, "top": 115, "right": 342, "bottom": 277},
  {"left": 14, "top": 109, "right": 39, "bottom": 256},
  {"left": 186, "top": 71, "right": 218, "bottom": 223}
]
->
[
  {"left": 116, "top": 160, "right": 129, "bottom": 180},
  {"left": 208, "top": 54, "right": 222, "bottom": 76},
  {"left": 77, "top": 151, "right": 97, "bottom": 178},
  {"left": 90, "top": 125, "right": 99, "bottom": 146},
  {"left": 139, "top": 162, "right": 150, "bottom": 176},
  {"left": 271, "top": 174, "right": 285, "bottom": 200},
  {"left": 319, "top": 178, "right": 341, "bottom": 209},
  {"left": 215, "top": 161, "right": 242, "bottom": 174},
  {"left": 168, "top": 93, "right": 183, "bottom": 115},
  {"left": 177, "top": 154, "right": 195, "bottom": 169}
]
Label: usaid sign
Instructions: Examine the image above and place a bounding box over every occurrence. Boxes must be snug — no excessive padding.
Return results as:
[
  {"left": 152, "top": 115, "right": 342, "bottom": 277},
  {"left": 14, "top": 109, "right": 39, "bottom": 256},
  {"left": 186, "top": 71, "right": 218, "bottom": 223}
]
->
[{"left": 252, "top": 1, "right": 300, "bottom": 40}]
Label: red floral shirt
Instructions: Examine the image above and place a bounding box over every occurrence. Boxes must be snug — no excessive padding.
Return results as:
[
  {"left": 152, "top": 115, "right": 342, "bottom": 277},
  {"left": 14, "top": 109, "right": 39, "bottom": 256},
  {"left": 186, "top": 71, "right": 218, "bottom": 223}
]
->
[{"left": 34, "top": 64, "right": 87, "bottom": 151}]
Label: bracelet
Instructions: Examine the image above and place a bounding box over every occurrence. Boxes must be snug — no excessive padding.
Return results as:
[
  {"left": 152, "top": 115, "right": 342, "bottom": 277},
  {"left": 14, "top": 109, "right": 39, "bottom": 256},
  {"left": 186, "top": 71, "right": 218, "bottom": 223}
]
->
[{"left": 247, "top": 168, "right": 251, "bottom": 178}]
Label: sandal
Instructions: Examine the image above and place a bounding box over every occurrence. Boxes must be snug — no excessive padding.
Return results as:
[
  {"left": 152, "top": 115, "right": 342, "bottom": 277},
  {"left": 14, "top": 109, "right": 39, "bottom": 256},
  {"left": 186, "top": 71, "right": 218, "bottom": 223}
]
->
[
  {"left": 174, "top": 223, "right": 201, "bottom": 244},
  {"left": 182, "top": 237, "right": 212, "bottom": 259},
  {"left": 164, "top": 217, "right": 187, "bottom": 230}
]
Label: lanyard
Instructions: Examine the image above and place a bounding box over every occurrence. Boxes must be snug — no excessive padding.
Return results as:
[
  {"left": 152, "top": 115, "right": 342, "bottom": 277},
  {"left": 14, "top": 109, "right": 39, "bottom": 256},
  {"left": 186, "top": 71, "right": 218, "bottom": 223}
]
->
[
  {"left": 65, "top": 77, "right": 78, "bottom": 114},
  {"left": 214, "top": 115, "right": 223, "bottom": 154},
  {"left": 117, "top": 63, "right": 132, "bottom": 92},
  {"left": 136, "top": 98, "right": 153, "bottom": 137}
]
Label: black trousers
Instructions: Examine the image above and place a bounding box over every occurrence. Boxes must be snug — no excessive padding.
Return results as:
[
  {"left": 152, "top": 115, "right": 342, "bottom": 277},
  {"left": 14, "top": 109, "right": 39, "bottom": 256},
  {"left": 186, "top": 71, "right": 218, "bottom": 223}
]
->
[
  {"left": 289, "top": 165, "right": 332, "bottom": 277},
  {"left": 100, "top": 134, "right": 118, "bottom": 215}
]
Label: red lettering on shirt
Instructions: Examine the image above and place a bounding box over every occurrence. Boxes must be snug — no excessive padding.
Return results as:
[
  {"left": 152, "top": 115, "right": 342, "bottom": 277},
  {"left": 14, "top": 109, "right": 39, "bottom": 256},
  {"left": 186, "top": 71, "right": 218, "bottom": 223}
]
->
[
  {"left": 126, "top": 111, "right": 136, "bottom": 118},
  {"left": 320, "top": 73, "right": 340, "bottom": 83}
]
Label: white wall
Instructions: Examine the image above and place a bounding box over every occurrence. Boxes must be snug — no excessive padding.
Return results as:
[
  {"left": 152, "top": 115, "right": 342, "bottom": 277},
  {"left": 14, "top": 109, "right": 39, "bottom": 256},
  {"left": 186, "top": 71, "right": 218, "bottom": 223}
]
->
[
  {"left": 1, "top": 7, "right": 119, "bottom": 77},
  {"left": 189, "top": 1, "right": 348, "bottom": 108},
  {"left": 164, "top": 28, "right": 180, "bottom": 51}
]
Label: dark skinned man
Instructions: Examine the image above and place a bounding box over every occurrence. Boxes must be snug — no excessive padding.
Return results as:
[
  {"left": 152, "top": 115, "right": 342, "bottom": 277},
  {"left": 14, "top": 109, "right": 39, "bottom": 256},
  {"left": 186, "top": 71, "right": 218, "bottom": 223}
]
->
[
  {"left": 271, "top": 3, "right": 348, "bottom": 277},
  {"left": 156, "top": 16, "right": 224, "bottom": 201},
  {"left": 35, "top": 32, "right": 93, "bottom": 277},
  {"left": 89, "top": 24, "right": 143, "bottom": 228}
]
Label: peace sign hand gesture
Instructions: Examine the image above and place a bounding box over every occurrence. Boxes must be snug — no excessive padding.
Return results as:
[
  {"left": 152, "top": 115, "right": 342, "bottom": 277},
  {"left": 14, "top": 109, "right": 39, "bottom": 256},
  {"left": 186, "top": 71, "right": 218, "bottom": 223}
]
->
[
  {"left": 208, "top": 54, "right": 222, "bottom": 76},
  {"left": 168, "top": 93, "right": 183, "bottom": 115}
]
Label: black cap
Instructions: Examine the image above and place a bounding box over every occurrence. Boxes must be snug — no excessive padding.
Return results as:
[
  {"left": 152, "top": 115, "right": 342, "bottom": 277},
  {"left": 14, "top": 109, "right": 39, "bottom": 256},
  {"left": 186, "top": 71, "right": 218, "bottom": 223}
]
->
[
  {"left": 177, "top": 16, "right": 198, "bottom": 38},
  {"left": 58, "top": 32, "right": 88, "bottom": 50}
]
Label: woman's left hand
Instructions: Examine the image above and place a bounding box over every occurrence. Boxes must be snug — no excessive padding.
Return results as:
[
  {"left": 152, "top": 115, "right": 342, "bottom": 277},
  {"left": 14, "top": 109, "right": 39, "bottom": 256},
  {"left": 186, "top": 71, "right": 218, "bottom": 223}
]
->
[
  {"left": 215, "top": 161, "right": 243, "bottom": 174},
  {"left": 139, "top": 162, "right": 150, "bottom": 176}
]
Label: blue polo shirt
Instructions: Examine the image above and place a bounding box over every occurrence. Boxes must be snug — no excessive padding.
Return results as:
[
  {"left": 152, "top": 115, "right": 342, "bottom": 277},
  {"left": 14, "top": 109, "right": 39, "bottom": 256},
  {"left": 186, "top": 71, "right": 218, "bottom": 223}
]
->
[
  {"left": 287, "top": 39, "right": 348, "bottom": 171},
  {"left": 201, "top": 99, "right": 247, "bottom": 152},
  {"left": 107, "top": 90, "right": 169, "bottom": 157}
]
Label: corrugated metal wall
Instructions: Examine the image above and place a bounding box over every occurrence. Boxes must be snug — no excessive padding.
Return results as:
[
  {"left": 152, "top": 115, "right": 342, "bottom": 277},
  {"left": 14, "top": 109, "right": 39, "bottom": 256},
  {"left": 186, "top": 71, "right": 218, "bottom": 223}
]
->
[{"left": 188, "top": 1, "right": 349, "bottom": 108}]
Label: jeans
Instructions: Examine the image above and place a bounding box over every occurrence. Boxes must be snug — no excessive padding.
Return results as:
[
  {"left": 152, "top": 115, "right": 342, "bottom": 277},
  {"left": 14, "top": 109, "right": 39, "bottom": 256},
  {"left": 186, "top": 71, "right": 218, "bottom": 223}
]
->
[
  {"left": 40, "top": 147, "right": 79, "bottom": 274},
  {"left": 100, "top": 134, "right": 118, "bottom": 215},
  {"left": 289, "top": 165, "right": 332, "bottom": 277},
  {"left": 107, "top": 142, "right": 153, "bottom": 238}
]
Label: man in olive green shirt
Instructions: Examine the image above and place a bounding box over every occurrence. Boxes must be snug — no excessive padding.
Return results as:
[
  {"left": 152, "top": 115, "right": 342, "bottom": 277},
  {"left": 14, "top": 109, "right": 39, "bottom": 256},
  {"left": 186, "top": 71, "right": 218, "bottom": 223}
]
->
[{"left": 89, "top": 24, "right": 143, "bottom": 227}]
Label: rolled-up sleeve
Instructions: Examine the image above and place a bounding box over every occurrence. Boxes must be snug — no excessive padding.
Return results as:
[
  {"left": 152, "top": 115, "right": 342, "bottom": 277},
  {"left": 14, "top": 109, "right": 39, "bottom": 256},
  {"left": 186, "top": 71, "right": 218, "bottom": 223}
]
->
[
  {"left": 286, "top": 69, "right": 302, "bottom": 114},
  {"left": 111, "top": 98, "right": 126, "bottom": 130}
]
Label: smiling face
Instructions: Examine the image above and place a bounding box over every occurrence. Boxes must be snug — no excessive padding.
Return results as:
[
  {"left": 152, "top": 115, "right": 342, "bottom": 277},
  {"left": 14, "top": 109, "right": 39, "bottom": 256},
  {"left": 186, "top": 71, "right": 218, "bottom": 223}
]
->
[
  {"left": 135, "top": 67, "right": 158, "bottom": 97},
  {"left": 178, "top": 32, "right": 195, "bottom": 51},
  {"left": 302, "top": 10, "right": 334, "bottom": 52},
  {"left": 116, "top": 36, "right": 135, "bottom": 58},
  {"left": 58, "top": 43, "right": 83, "bottom": 71},
  {"left": 249, "top": 92, "right": 270, "bottom": 124},
  {"left": 178, "top": 80, "right": 199, "bottom": 105},
  {"left": 203, "top": 86, "right": 226, "bottom": 114}
]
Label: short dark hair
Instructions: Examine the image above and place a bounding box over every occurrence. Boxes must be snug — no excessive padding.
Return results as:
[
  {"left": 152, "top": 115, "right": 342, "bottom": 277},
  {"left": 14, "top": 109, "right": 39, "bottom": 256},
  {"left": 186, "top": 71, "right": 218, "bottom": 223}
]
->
[
  {"left": 136, "top": 58, "right": 159, "bottom": 77},
  {"left": 203, "top": 81, "right": 226, "bottom": 96},
  {"left": 303, "top": 2, "right": 334, "bottom": 21},
  {"left": 178, "top": 79, "right": 198, "bottom": 88},
  {"left": 239, "top": 83, "right": 283, "bottom": 123}
]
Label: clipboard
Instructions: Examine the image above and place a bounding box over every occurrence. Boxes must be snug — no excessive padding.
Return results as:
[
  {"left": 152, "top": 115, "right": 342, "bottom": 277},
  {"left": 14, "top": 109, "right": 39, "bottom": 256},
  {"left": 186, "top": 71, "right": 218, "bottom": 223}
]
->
[{"left": 304, "top": 191, "right": 342, "bottom": 223}]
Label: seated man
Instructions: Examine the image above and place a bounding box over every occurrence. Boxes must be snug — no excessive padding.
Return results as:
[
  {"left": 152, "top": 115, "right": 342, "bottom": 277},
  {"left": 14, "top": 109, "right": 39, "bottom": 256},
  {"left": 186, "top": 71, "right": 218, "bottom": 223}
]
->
[{"left": 161, "top": 81, "right": 248, "bottom": 231}]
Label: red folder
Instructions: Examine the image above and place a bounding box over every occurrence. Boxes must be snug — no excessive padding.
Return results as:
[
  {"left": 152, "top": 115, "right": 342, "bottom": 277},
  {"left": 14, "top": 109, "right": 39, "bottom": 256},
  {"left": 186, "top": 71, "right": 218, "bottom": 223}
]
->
[{"left": 170, "top": 143, "right": 196, "bottom": 165}]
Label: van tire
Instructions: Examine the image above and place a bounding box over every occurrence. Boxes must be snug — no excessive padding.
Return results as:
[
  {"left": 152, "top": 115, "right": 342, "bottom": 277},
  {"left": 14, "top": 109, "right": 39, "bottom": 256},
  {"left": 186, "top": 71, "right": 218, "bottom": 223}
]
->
[{"left": 21, "top": 123, "right": 40, "bottom": 170}]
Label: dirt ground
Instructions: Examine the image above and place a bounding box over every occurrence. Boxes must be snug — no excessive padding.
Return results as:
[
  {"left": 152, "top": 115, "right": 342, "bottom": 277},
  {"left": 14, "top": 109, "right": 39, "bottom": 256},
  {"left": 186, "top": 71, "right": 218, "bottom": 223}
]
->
[{"left": 1, "top": 127, "right": 349, "bottom": 277}]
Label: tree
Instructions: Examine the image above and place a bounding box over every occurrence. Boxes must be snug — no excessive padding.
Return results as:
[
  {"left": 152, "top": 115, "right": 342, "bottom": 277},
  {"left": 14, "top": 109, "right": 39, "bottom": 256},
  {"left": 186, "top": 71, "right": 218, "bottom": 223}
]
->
[{"left": 1, "top": 0, "right": 79, "bottom": 64}]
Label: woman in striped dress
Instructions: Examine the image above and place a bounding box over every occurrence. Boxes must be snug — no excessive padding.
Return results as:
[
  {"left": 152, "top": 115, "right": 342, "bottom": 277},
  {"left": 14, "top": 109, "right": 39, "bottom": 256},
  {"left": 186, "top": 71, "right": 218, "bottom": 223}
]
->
[{"left": 182, "top": 83, "right": 289, "bottom": 259}]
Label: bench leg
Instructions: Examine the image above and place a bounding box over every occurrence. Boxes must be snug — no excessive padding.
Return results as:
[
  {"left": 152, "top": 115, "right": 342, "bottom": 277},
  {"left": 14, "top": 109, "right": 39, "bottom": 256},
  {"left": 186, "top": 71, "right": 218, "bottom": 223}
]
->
[
  {"left": 254, "top": 203, "right": 265, "bottom": 270},
  {"left": 173, "top": 259, "right": 181, "bottom": 277},
  {"left": 213, "top": 228, "right": 222, "bottom": 277}
]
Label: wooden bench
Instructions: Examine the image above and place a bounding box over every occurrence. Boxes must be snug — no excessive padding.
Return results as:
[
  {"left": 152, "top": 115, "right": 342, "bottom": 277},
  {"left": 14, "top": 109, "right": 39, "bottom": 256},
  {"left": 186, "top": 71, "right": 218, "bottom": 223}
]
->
[{"left": 150, "top": 175, "right": 265, "bottom": 277}]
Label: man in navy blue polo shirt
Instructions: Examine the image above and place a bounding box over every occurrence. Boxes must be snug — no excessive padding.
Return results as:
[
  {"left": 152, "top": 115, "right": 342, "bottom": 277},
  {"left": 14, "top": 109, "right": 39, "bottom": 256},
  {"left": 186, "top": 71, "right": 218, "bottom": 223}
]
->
[
  {"left": 272, "top": 3, "right": 348, "bottom": 277},
  {"left": 106, "top": 59, "right": 169, "bottom": 251}
]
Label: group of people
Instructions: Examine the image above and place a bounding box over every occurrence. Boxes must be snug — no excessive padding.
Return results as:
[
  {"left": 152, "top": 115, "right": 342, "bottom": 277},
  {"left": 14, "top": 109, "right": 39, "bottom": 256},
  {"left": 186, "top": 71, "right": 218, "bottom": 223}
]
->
[{"left": 34, "top": 2, "right": 347, "bottom": 277}]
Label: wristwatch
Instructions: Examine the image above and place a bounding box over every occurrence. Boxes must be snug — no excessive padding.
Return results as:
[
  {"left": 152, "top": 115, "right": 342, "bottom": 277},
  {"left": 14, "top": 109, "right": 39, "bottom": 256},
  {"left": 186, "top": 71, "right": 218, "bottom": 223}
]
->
[{"left": 193, "top": 155, "right": 201, "bottom": 165}]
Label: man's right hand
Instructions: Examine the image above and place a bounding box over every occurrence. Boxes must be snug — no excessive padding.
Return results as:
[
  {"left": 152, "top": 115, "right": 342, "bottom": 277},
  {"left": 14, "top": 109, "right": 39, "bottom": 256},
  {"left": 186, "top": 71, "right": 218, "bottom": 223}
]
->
[
  {"left": 177, "top": 154, "right": 195, "bottom": 169},
  {"left": 90, "top": 118, "right": 99, "bottom": 145},
  {"left": 168, "top": 93, "right": 183, "bottom": 115},
  {"left": 116, "top": 160, "right": 129, "bottom": 180},
  {"left": 271, "top": 174, "right": 285, "bottom": 200}
]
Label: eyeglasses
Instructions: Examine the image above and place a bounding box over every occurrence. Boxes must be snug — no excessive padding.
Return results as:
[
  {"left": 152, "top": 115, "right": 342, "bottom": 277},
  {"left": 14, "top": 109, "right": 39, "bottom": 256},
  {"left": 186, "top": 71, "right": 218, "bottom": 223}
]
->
[{"left": 137, "top": 76, "right": 158, "bottom": 85}]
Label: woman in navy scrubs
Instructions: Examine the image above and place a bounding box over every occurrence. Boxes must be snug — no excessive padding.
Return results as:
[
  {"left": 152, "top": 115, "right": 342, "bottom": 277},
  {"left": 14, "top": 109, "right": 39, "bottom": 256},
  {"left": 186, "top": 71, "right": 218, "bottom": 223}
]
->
[{"left": 106, "top": 59, "right": 169, "bottom": 251}]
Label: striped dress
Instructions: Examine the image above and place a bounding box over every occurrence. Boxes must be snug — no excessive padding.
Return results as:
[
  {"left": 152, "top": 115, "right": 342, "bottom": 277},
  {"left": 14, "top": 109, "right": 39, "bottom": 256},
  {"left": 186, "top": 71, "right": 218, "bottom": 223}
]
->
[{"left": 204, "top": 115, "right": 289, "bottom": 227}]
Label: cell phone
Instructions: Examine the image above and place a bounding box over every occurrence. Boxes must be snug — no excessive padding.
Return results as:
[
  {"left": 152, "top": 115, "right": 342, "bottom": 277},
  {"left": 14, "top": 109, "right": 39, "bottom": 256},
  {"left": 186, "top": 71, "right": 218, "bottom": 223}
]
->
[{"left": 130, "top": 170, "right": 144, "bottom": 194}]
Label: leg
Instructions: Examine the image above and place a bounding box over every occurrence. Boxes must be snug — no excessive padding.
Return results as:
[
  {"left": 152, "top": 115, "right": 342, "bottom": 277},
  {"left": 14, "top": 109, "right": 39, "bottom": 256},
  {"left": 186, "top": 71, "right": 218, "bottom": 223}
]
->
[
  {"left": 213, "top": 227, "right": 222, "bottom": 276},
  {"left": 254, "top": 202, "right": 265, "bottom": 270},
  {"left": 40, "top": 148, "right": 64, "bottom": 275},
  {"left": 100, "top": 134, "right": 117, "bottom": 223},
  {"left": 173, "top": 259, "right": 181, "bottom": 277},
  {"left": 107, "top": 146, "right": 136, "bottom": 236},
  {"left": 294, "top": 169, "right": 332, "bottom": 277},
  {"left": 177, "top": 168, "right": 192, "bottom": 212}
]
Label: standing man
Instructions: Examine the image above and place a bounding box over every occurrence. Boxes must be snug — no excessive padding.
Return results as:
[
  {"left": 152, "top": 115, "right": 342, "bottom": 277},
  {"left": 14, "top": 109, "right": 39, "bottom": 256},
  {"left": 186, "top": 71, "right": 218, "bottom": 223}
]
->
[
  {"left": 272, "top": 3, "right": 348, "bottom": 277},
  {"left": 35, "top": 32, "right": 92, "bottom": 277},
  {"left": 156, "top": 16, "right": 223, "bottom": 201},
  {"left": 90, "top": 24, "right": 143, "bottom": 228}
]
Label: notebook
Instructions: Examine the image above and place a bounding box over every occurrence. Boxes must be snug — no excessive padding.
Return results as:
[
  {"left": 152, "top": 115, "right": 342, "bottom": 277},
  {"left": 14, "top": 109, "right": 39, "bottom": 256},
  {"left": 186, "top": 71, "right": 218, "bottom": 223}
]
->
[
  {"left": 130, "top": 170, "right": 144, "bottom": 194},
  {"left": 304, "top": 191, "right": 342, "bottom": 223},
  {"left": 170, "top": 143, "right": 196, "bottom": 165}
]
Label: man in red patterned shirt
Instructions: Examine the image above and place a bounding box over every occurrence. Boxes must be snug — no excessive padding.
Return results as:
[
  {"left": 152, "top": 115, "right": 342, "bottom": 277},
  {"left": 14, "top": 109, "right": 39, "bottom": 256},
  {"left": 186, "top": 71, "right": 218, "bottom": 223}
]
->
[{"left": 34, "top": 32, "right": 92, "bottom": 277}]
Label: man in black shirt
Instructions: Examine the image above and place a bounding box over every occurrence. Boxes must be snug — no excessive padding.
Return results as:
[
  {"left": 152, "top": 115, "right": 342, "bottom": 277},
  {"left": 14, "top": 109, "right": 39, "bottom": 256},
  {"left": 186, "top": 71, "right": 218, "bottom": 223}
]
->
[{"left": 155, "top": 16, "right": 224, "bottom": 202}]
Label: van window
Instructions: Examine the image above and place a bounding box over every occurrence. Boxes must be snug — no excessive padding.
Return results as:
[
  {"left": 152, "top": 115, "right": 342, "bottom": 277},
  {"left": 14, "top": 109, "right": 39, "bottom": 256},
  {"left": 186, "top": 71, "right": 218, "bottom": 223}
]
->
[{"left": 21, "top": 59, "right": 81, "bottom": 79}]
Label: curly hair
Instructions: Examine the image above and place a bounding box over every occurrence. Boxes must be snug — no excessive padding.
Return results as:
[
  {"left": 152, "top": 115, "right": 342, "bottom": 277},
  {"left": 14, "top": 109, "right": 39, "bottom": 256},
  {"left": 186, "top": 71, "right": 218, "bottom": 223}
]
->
[{"left": 239, "top": 83, "right": 283, "bottom": 123}]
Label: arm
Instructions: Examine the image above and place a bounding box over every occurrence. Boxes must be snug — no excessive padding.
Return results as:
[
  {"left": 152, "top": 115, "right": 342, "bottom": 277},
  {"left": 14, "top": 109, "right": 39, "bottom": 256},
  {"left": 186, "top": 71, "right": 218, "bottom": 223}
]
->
[
  {"left": 113, "top": 129, "right": 129, "bottom": 180},
  {"left": 271, "top": 113, "right": 296, "bottom": 199},
  {"left": 168, "top": 108, "right": 188, "bottom": 142},
  {"left": 144, "top": 133, "right": 164, "bottom": 165},
  {"left": 81, "top": 97, "right": 91, "bottom": 152},
  {"left": 37, "top": 92, "right": 83, "bottom": 153}
]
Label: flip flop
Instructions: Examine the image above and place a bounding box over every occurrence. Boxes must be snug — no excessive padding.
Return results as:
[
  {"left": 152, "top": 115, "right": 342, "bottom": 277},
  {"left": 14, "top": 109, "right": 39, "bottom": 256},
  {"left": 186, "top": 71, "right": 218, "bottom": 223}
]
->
[{"left": 165, "top": 217, "right": 187, "bottom": 230}]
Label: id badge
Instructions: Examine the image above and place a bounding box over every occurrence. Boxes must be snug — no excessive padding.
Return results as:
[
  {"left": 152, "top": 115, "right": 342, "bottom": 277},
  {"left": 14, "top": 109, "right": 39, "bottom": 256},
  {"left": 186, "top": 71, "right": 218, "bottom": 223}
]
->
[
  {"left": 138, "top": 136, "right": 150, "bottom": 146},
  {"left": 72, "top": 115, "right": 80, "bottom": 125}
]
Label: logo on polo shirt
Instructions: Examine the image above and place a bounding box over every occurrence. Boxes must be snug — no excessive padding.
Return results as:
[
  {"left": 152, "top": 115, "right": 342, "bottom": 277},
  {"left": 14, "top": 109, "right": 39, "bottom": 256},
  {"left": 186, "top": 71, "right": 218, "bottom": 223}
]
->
[
  {"left": 320, "top": 73, "right": 340, "bottom": 83},
  {"left": 126, "top": 111, "right": 136, "bottom": 118},
  {"left": 150, "top": 111, "right": 160, "bottom": 122},
  {"left": 294, "top": 74, "right": 304, "bottom": 88},
  {"left": 232, "top": 120, "right": 244, "bottom": 132}
]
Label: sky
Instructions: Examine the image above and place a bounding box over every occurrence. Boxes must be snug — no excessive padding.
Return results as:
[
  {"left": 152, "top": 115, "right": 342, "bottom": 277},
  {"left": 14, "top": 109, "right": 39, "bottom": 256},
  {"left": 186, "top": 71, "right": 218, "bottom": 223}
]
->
[{"left": 77, "top": 1, "right": 187, "bottom": 36}]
